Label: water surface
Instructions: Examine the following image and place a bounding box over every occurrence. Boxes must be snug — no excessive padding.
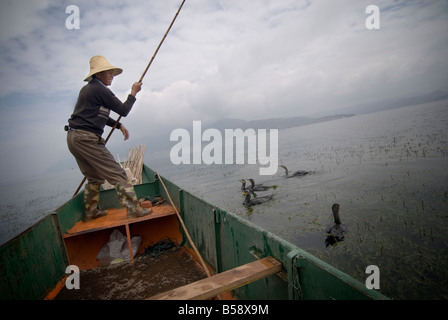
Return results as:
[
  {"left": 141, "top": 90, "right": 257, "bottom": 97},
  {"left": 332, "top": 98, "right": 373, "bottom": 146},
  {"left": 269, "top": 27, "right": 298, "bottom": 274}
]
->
[
  {"left": 1, "top": 99, "right": 447, "bottom": 299},
  {"left": 160, "top": 99, "right": 448, "bottom": 299}
]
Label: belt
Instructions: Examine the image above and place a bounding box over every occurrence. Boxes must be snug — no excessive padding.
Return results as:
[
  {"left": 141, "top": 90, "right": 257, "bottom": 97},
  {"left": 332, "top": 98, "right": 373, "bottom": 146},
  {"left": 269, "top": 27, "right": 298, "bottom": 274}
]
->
[{"left": 64, "top": 125, "right": 77, "bottom": 131}]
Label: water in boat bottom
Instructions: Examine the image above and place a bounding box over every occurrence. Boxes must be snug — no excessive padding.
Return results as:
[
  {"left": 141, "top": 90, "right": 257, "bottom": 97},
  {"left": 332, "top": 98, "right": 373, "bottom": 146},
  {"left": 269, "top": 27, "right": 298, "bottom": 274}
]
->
[{"left": 1, "top": 99, "right": 447, "bottom": 300}]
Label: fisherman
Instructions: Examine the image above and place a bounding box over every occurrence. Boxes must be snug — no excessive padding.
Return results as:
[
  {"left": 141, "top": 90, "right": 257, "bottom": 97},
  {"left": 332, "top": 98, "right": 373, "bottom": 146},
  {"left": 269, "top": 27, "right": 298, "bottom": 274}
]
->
[{"left": 66, "top": 55, "right": 151, "bottom": 222}]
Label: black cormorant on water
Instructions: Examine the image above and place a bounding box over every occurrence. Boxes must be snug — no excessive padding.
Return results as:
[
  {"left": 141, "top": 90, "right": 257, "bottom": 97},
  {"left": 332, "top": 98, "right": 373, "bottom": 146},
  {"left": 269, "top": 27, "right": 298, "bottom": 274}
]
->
[
  {"left": 280, "top": 165, "right": 310, "bottom": 178},
  {"left": 325, "top": 203, "right": 348, "bottom": 247},
  {"left": 240, "top": 179, "right": 248, "bottom": 191},
  {"left": 247, "top": 178, "right": 277, "bottom": 191},
  {"left": 242, "top": 191, "right": 273, "bottom": 207}
]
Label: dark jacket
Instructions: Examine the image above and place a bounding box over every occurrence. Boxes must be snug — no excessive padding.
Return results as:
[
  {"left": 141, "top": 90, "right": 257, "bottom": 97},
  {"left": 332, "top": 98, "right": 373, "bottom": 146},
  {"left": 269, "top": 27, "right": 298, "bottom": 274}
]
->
[{"left": 68, "top": 79, "right": 136, "bottom": 136}]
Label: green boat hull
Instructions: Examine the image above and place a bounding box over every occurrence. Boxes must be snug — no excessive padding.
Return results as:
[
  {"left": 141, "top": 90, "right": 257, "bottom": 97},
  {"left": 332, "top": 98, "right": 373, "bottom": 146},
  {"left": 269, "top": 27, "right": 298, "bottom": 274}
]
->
[{"left": 0, "top": 164, "right": 387, "bottom": 300}]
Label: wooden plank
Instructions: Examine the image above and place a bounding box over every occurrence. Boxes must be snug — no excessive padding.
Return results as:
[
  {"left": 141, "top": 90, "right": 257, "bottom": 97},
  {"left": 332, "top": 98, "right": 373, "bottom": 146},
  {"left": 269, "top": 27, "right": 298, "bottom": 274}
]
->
[
  {"left": 148, "top": 256, "right": 282, "bottom": 300},
  {"left": 63, "top": 204, "right": 176, "bottom": 238},
  {"left": 125, "top": 224, "right": 134, "bottom": 261}
]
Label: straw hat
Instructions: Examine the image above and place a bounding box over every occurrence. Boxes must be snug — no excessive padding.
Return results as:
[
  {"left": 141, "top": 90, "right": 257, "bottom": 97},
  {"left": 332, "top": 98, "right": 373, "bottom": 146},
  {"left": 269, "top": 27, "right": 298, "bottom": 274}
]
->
[{"left": 84, "top": 55, "right": 123, "bottom": 81}]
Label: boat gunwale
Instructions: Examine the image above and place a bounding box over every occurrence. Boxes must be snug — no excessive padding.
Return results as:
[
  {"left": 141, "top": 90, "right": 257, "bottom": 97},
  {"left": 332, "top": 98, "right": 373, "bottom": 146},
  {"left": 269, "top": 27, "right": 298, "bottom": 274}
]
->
[
  {"left": 150, "top": 168, "right": 388, "bottom": 300},
  {"left": 1, "top": 164, "right": 389, "bottom": 300}
]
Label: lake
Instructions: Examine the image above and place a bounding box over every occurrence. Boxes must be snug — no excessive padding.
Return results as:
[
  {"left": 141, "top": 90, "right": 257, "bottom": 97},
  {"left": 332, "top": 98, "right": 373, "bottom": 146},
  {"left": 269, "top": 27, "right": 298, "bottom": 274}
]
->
[
  {"left": 1, "top": 99, "right": 447, "bottom": 299},
  {"left": 158, "top": 99, "right": 448, "bottom": 300}
]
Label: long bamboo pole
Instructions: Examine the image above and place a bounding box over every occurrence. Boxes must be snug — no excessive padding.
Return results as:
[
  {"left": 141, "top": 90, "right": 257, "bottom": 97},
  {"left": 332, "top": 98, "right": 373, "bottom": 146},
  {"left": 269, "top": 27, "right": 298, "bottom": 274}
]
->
[{"left": 72, "top": 0, "right": 187, "bottom": 197}]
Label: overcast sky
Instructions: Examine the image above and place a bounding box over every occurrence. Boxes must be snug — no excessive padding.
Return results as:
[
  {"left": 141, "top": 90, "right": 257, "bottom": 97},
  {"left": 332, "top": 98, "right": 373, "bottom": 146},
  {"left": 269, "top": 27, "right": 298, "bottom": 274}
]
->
[{"left": 0, "top": 0, "right": 447, "bottom": 183}]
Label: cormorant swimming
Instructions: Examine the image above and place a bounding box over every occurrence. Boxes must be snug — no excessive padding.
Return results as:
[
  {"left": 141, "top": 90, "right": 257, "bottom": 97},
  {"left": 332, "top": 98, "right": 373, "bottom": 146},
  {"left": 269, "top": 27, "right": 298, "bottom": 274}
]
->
[
  {"left": 247, "top": 178, "right": 277, "bottom": 191},
  {"left": 280, "top": 165, "right": 310, "bottom": 178},
  {"left": 243, "top": 191, "right": 273, "bottom": 207},
  {"left": 325, "top": 203, "right": 348, "bottom": 247},
  {"left": 240, "top": 179, "right": 248, "bottom": 191}
]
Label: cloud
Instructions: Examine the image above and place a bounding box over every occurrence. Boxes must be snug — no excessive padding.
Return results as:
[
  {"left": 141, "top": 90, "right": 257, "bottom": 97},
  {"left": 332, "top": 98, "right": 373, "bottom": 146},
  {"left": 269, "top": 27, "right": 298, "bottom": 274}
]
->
[{"left": 0, "top": 0, "right": 447, "bottom": 182}]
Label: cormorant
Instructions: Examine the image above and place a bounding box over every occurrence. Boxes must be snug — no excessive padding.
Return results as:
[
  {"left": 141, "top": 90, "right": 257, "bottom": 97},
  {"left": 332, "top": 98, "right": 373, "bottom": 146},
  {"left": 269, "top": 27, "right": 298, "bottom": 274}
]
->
[
  {"left": 243, "top": 191, "right": 273, "bottom": 207},
  {"left": 247, "top": 178, "right": 277, "bottom": 191},
  {"left": 325, "top": 203, "right": 348, "bottom": 246},
  {"left": 240, "top": 179, "right": 248, "bottom": 191},
  {"left": 280, "top": 165, "right": 310, "bottom": 178}
]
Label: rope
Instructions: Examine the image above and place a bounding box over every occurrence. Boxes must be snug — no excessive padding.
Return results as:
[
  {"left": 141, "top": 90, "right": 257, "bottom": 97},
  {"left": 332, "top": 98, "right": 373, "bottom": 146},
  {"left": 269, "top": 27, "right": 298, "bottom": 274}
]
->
[{"left": 134, "top": 238, "right": 180, "bottom": 271}]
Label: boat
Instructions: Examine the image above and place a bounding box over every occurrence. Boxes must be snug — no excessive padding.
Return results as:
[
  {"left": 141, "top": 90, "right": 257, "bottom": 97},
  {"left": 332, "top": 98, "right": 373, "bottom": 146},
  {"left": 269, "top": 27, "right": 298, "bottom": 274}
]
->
[{"left": 0, "top": 164, "right": 388, "bottom": 300}]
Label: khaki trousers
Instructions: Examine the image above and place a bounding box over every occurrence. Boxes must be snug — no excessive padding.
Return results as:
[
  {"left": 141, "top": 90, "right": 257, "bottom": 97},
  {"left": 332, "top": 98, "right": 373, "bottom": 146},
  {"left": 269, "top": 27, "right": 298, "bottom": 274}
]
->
[{"left": 67, "top": 129, "right": 127, "bottom": 185}]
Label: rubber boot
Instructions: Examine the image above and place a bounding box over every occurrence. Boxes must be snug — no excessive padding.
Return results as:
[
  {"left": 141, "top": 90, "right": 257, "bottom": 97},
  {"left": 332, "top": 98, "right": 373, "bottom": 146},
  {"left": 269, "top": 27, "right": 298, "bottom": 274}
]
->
[
  {"left": 115, "top": 181, "right": 152, "bottom": 219},
  {"left": 83, "top": 183, "right": 108, "bottom": 222}
]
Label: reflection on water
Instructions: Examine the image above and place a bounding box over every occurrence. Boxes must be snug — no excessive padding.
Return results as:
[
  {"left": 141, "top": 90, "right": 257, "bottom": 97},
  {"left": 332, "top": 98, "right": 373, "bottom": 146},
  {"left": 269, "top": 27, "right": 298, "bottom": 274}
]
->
[{"left": 1, "top": 99, "right": 447, "bottom": 299}]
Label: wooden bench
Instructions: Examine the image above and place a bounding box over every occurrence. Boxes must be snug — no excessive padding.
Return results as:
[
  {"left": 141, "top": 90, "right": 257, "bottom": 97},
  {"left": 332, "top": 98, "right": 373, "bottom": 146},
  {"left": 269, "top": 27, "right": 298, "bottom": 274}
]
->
[
  {"left": 63, "top": 204, "right": 176, "bottom": 262},
  {"left": 148, "top": 256, "right": 282, "bottom": 300}
]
